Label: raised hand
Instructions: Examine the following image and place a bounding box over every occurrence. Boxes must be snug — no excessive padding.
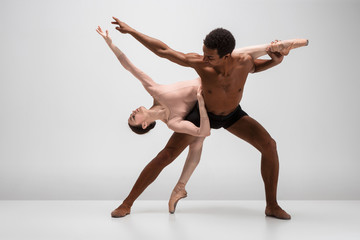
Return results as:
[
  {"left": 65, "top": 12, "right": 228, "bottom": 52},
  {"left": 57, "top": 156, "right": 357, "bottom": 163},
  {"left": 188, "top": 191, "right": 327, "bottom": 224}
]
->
[
  {"left": 96, "top": 26, "right": 112, "bottom": 44},
  {"left": 266, "top": 41, "right": 284, "bottom": 63},
  {"left": 111, "top": 17, "right": 133, "bottom": 34},
  {"left": 197, "top": 86, "right": 204, "bottom": 104},
  {"left": 266, "top": 49, "right": 284, "bottom": 63}
]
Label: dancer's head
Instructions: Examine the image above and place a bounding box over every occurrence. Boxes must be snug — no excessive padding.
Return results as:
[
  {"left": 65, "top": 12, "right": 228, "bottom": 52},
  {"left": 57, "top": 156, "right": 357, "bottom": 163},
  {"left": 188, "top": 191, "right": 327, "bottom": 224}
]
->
[
  {"left": 128, "top": 106, "right": 156, "bottom": 134},
  {"left": 203, "top": 28, "right": 235, "bottom": 66}
]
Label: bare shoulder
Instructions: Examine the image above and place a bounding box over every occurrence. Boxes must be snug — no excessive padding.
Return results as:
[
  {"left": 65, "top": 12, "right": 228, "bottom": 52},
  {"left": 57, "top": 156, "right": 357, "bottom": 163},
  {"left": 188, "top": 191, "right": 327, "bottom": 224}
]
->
[
  {"left": 233, "top": 52, "right": 254, "bottom": 66},
  {"left": 167, "top": 116, "right": 182, "bottom": 128},
  {"left": 185, "top": 53, "right": 212, "bottom": 72},
  {"left": 185, "top": 52, "right": 203, "bottom": 64}
]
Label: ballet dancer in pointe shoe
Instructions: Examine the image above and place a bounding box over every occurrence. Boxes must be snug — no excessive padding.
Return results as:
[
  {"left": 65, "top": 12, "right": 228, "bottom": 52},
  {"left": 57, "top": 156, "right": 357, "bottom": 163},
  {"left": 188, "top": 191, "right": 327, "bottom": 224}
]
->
[
  {"left": 97, "top": 26, "right": 209, "bottom": 218},
  {"left": 106, "top": 18, "right": 307, "bottom": 219}
]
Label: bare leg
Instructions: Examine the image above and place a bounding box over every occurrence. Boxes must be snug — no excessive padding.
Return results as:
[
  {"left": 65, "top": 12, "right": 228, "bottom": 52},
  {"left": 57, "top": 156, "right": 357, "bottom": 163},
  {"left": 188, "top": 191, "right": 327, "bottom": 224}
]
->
[
  {"left": 168, "top": 137, "right": 205, "bottom": 213},
  {"left": 111, "top": 132, "right": 197, "bottom": 217},
  {"left": 226, "top": 116, "right": 291, "bottom": 220},
  {"left": 232, "top": 38, "right": 308, "bottom": 59}
]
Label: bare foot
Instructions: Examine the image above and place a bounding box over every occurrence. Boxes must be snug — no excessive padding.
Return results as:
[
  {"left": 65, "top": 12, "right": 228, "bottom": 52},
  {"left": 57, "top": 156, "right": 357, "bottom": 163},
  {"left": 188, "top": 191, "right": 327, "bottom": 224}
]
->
[
  {"left": 265, "top": 205, "right": 291, "bottom": 220},
  {"left": 168, "top": 182, "right": 187, "bottom": 214},
  {"left": 111, "top": 203, "right": 131, "bottom": 218}
]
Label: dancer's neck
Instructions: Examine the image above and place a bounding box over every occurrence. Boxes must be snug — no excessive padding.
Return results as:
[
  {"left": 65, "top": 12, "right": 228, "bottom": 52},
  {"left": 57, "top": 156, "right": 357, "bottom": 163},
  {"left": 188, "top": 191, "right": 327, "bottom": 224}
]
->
[{"left": 148, "top": 105, "right": 169, "bottom": 123}]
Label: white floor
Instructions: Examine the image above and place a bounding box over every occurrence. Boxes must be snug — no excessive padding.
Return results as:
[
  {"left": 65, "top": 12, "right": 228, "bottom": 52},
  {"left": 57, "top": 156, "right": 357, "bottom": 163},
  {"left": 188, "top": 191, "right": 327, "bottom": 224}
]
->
[{"left": 0, "top": 200, "right": 359, "bottom": 240}]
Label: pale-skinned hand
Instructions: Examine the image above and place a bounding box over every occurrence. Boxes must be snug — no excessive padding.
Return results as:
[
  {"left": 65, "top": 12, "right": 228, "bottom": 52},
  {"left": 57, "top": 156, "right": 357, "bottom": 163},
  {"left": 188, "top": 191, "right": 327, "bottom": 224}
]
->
[
  {"left": 197, "top": 86, "right": 204, "bottom": 104},
  {"left": 96, "top": 26, "right": 112, "bottom": 44}
]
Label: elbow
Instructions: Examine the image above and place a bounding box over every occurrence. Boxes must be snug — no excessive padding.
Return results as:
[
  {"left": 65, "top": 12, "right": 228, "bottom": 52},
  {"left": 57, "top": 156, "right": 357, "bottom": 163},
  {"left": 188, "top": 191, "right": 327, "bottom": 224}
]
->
[
  {"left": 250, "top": 65, "right": 257, "bottom": 73},
  {"left": 156, "top": 47, "right": 170, "bottom": 58},
  {"left": 248, "top": 55, "right": 256, "bottom": 73},
  {"left": 198, "top": 130, "right": 211, "bottom": 137},
  {"left": 204, "top": 129, "right": 211, "bottom": 137}
]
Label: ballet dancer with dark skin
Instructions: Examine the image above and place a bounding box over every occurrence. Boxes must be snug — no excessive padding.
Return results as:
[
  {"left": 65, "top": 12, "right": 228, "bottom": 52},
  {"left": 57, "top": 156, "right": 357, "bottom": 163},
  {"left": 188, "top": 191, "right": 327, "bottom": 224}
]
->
[{"left": 110, "top": 17, "right": 307, "bottom": 220}]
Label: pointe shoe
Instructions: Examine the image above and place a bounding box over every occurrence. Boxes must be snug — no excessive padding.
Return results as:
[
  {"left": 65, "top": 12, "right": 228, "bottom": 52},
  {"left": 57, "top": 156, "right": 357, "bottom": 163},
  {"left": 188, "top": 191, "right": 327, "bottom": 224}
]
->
[
  {"left": 265, "top": 205, "right": 291, "bottom": 220},
  {"left": 169, "top": 184, "right": 187, "bottom": 214},
  {"left": 111, "top": 204, "right": 131, "bottom": 218},
  {"left": 272, "top": 39, "right": 309, "bottom": 56}
]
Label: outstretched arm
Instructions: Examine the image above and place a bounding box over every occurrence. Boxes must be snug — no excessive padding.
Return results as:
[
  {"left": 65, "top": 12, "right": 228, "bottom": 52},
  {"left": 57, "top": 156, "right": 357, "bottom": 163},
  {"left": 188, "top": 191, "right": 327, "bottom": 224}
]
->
[
  {"left": 96, "top": 26, "right": 158, "bottom": 95},
  {"left": 167, "top": 87, "right": 210, "bottom": 137},
  {"left": 111, "top": 17, "right": 198, "bottom": 68},
  {"left": 251, "top": 49, "right": 284, "bottom": 73}
]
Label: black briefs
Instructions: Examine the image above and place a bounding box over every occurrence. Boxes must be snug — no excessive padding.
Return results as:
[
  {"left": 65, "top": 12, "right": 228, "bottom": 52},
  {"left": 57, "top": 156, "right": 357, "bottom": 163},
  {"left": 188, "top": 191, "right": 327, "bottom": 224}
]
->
[{"left": 185, "top": 102, "right": 248, "bottom": 129}]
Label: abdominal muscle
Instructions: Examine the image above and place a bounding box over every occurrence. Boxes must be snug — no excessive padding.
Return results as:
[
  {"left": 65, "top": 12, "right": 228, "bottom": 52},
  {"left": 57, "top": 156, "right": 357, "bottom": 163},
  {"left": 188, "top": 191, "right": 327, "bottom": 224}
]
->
[{"left": 202, "top": 79, "right": 245, "bottom": 116}]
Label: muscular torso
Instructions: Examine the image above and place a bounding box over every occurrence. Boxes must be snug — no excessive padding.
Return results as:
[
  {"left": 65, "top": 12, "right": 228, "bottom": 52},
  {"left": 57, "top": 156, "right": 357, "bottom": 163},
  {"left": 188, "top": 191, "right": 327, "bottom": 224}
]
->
[{"left": 193, "top": 54, "right": 253, "bottom": 115}]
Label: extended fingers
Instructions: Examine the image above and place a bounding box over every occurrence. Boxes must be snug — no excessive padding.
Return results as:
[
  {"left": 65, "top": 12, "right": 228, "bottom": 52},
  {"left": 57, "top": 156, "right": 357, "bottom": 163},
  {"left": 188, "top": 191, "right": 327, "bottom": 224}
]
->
[
  {"left": 96, "top": 26, "right": 103, "bottom": 33},
  {"left": 111, "top": 16, "right": 121, "bottom": 25}
]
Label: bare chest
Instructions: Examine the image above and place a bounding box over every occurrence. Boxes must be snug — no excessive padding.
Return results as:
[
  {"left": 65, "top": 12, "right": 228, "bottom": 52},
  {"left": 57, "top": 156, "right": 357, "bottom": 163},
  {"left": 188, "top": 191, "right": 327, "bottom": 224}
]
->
[
  {"left": 205, "top": 69, "right": 247, "bottom": 95},
  {"left": 201, "top": 69, "right": 248, "bottom": 114}
]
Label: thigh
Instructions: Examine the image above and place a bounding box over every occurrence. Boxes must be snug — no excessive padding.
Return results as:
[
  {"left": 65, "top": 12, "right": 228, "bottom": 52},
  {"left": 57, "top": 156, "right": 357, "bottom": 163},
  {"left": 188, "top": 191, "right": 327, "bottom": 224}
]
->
[{"left": 226, "top": 115, "right": 273, "bottom": 152}]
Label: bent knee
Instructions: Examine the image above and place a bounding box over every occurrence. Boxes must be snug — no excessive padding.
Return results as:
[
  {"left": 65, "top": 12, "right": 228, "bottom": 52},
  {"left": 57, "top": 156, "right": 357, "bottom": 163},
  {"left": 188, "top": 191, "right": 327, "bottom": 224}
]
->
[
  {"left": 154, "top": 148, "right": 177, "bottom": 167},
  {"left": 157, "top": 148, "right": 172, "bottom": 160},
  {"left": 261, "top": 138, "right": 277, "bottom": 153}
]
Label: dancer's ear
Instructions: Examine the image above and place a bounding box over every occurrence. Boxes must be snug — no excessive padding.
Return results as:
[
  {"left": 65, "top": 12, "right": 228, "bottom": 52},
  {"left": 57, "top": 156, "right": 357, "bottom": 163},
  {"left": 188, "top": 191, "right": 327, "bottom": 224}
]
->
[
  {"left": 142, "top": 122, "right": 148, "bottom": 129},
  {"left": 223, "top": 53, "right": 231, "bottom": 60}
]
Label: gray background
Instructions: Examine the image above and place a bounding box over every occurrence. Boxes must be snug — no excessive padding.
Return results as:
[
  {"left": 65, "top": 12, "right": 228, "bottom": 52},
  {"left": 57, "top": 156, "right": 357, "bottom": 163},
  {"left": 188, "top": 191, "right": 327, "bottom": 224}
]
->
[{"left": 1, "top": 0, "right": 359, "bottom": 200}]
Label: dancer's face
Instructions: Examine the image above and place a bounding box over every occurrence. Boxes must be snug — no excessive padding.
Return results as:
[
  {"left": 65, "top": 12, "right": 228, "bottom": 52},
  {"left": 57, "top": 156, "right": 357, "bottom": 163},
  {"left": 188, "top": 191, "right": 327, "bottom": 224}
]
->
[
  {"left": 202, "top": 45, "right": 226, "bottom": 66},
  {"left": 128, "top": 106, "right": 148, "bottom": 126}
]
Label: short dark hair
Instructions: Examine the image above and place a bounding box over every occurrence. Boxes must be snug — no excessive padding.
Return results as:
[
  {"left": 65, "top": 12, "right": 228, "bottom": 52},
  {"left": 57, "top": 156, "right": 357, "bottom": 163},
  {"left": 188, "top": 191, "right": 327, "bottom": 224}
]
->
[
  {"left": 128, "top": 121, "right": 156, "bottom": 135},
  {"left": 203, "top": 28, "right": 236, "bottom": 58}
]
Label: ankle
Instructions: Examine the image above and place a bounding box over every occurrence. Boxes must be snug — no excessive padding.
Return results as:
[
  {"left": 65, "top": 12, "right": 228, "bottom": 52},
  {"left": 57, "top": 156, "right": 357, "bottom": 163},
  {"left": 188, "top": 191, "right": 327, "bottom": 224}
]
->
[
  {"left": 266, "top": 202, "right": 279, "bottom": 208},
  {"left": 121, "top": 201, "right": 132, "bottom": 209},
  {"left": 173, "top": 182, "right": 186, "bottom": 192},
  {"left": 177, "top": 181, "right": 186, "bottom": 187}
]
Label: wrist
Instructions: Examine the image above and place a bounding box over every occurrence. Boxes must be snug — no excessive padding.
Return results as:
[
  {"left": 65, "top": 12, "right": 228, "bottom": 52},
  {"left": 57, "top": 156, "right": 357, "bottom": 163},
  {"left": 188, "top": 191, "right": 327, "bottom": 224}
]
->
[
  {"left": 270, "top": 58, "right": 281, "bottom": 65},
  {"left": 274, "top": 58, "right": 283, "bottom": 64},
  {"left": 128, "top": 28, "right": 136, "bottom": 35}
]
